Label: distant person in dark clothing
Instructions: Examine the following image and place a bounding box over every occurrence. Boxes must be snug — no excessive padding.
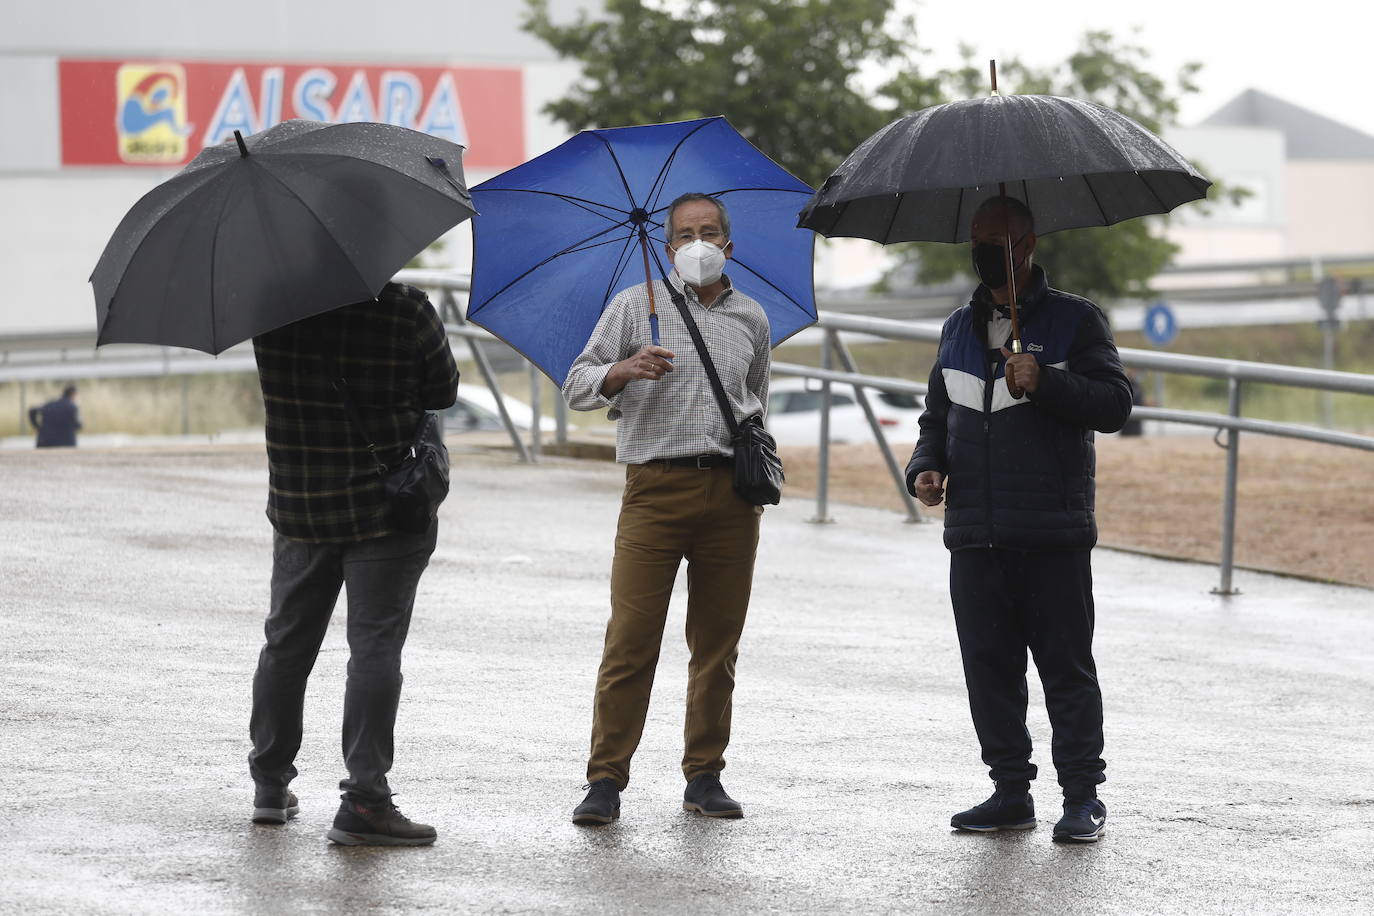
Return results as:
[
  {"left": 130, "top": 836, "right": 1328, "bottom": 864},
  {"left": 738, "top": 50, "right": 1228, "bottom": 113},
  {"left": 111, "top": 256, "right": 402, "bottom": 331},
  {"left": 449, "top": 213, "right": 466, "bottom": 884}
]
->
[
  {"left": 247, "top": 282, "right": 458, "bottom": 847},
  {"left": 906, "top": 197, "right": 1132, "bottom": 844},
  {"left": 29, "top": 385, "right": 82, "bottom": 448}
]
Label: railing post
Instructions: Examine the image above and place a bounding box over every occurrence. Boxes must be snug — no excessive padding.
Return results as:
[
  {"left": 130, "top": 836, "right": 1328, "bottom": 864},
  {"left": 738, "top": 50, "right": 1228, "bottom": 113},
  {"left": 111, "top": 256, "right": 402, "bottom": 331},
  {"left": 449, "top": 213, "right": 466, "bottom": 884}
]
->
[
  {"left": 1212, "top": 378, "right": 1243, "bottom": 595},
  {"left": 528, "top": 363, "right": 541, "bottom": 463},
  {"left": 829, "top": 333, "right": 924, "bottom": 523},
  {"left": 438, "top": 288, "right": 531, "bottom": 464},
  {"left": 181, "top": 375, "right": 191, "bottom": 435},
  {"left": 808, "top": 332, "right": 835, "bottom": 524},
  {"left": 555, "top": 391, "right": 568, "bottom": 445},
  {"left": 1318, "top": 276, "right": 1340, "bottom": 428}
]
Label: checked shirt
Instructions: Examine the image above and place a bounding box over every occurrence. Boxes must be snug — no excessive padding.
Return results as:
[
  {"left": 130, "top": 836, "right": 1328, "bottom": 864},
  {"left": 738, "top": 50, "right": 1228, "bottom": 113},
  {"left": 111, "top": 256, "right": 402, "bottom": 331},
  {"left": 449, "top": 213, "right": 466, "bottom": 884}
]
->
[
  {"left": 563, "top": 271, "right": 771, "bottom": 464},
  {"left": 253, "top": 283, "right": 459, "bottom": 542}
]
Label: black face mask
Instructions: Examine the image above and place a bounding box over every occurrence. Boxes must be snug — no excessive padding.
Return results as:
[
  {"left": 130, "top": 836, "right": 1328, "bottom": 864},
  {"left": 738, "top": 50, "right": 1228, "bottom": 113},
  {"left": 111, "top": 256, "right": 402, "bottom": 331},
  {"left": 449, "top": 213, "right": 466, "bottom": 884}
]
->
[{"left": 971, "top": 233, "right": 1029, "bottom": 289}]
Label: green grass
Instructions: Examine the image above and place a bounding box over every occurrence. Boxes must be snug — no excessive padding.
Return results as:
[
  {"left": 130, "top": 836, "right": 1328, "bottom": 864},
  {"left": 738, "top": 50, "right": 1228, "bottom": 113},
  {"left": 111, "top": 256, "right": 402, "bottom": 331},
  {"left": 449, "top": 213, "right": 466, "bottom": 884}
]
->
[{"left": 4, "top": 321, "right": 1371, "bottom": 438}]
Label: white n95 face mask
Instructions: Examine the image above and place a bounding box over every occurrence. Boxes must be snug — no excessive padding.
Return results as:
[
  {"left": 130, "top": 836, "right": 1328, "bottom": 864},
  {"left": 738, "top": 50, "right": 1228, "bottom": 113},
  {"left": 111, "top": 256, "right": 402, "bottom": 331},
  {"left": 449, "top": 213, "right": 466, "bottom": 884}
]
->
[{"left": 674, "top": 239, "right": 727, "bottom": 287}]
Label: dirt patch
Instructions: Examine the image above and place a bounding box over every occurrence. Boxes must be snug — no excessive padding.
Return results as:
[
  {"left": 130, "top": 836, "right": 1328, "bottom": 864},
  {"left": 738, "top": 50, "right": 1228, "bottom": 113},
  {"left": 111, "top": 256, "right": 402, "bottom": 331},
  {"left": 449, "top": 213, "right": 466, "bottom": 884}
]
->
[{"left": 777, "top": 434, "right": 1374, "bottom": 590}]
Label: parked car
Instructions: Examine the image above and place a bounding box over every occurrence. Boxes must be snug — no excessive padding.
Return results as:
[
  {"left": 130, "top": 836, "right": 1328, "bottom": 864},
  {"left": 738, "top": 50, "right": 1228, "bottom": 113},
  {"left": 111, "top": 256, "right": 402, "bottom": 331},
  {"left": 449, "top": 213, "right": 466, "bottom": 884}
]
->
[
  {"left": 766, "top": 377, "right": 924, "bottom": 446},
  {"left": 444, "top": 383, "right": 557, "bottom": 433}
]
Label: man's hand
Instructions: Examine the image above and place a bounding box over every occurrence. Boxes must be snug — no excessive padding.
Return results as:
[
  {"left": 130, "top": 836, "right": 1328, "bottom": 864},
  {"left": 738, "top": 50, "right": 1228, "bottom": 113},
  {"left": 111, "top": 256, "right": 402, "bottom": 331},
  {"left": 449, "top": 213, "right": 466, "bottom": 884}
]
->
[
  {"left": 1000, "top": 346, "right": 1040, "bottom": 398},
  {"left": 914, "top": 470, "right": 945, "bottom": 507},
  {"left": 600, "top": 345, "right": 676, "bottom": 396}
]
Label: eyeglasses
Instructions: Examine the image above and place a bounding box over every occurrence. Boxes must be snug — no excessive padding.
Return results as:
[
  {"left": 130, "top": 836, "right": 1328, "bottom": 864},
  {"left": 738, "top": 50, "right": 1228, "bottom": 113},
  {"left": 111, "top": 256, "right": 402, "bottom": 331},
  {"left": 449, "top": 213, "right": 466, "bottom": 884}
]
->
[{"left": 672, "top": 229, "right": 726, "bottom": 246}]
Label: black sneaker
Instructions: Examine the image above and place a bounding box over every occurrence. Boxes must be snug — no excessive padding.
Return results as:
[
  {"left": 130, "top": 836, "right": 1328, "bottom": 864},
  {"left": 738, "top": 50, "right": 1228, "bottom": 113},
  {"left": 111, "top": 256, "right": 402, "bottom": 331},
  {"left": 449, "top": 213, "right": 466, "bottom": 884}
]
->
[
  {"left": 683, "top": 773, "right": 743, "bottom": 818},
  {"left": 950, "top": 789, "right": 1036, "bottom": 832},
  {"left": 326, "top": 797, "right": 437, "bottom": 847},
  {"left": 251, "top": 787, "right": 300, "bottom": 825},
  {"left": 1053, "top": 797, "right": 1106, "bottom": 843},
  {"left": 572, "top": 778, "right": 621, "bottom": 825}
]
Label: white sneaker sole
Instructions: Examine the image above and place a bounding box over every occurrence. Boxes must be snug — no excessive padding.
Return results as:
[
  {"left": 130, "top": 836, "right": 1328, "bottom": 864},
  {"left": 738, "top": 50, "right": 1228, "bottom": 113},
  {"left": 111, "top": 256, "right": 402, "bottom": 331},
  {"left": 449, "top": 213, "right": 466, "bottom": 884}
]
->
[{"left": 952, "top": 820, "right": 1037, "bottom": 832}]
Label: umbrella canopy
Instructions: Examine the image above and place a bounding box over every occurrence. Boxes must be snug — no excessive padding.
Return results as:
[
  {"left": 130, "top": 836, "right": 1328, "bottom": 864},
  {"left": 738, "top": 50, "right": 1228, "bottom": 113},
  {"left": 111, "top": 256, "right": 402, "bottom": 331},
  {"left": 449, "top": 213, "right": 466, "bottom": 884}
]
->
[
  {"left": 91, "top": 119, "right": 474, "bottom": 354},
  {"left": 798, "top": 94, "right": 1211, "bottom": 243},
  {"left": 467, "top": 116, "right": 815, "bottom": 386}
]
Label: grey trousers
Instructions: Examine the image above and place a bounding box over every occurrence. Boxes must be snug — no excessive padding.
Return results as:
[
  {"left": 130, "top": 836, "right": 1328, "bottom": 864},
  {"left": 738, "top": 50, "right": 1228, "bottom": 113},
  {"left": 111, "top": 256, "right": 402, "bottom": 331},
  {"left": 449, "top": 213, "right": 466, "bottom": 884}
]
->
[{"left": 248, "top": 521, "right": 437, "bottom": 804}]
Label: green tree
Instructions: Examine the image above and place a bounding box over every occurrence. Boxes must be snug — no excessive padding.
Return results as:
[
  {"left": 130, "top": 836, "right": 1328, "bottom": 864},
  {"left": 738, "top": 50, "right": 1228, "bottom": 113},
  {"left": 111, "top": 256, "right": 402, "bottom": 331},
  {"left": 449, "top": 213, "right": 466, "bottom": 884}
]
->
[
  {"left": 526, "top": 7, "right": 1233, "bottom": 304},
  {"left": 522, "top": 0, "right": 910, "bottom": 189}
]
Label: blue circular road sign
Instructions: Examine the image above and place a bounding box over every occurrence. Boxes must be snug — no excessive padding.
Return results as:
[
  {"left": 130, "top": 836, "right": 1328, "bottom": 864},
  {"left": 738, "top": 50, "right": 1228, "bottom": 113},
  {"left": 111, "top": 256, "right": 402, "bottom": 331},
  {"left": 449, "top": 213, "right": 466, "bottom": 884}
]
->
[{"left": 1143, "top": 301, "right": 1178, "bottom": 347}]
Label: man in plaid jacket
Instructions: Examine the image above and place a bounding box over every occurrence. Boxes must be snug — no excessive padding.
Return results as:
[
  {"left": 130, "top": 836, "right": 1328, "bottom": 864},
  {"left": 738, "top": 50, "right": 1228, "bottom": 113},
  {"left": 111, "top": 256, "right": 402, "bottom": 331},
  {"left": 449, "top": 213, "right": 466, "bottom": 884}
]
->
[{"left": 248, "top": 282, "right": 458, "bottom": 846}]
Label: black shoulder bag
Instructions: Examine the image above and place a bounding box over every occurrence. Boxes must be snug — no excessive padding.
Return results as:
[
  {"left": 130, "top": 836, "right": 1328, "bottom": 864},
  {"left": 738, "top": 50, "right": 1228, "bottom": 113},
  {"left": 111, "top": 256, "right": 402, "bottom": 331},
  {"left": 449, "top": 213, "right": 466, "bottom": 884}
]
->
[
  {"left": 322, "top": 354, "right": 450, "bottom": 533},
  {"left": 664, "top": 283, "right": 783, "bottom": 506}
]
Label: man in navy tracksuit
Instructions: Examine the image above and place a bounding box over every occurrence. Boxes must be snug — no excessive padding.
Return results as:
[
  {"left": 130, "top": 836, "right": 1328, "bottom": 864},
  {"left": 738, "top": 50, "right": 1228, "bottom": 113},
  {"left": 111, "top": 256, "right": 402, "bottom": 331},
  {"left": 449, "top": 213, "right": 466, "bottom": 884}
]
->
[{"left": 906, "top": 197, "right": 1132, "bottom": 844}]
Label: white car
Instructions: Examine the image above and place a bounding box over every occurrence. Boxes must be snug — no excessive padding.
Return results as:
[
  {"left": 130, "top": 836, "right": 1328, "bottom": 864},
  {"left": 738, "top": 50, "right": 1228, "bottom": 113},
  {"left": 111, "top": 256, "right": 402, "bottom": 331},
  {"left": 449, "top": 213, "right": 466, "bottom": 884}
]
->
[
  {"left": 766, "top": 376, "right": 924, "bottom": 446},
  {"left": 444, "top": 383, "right": 557, "bottom": 433}
]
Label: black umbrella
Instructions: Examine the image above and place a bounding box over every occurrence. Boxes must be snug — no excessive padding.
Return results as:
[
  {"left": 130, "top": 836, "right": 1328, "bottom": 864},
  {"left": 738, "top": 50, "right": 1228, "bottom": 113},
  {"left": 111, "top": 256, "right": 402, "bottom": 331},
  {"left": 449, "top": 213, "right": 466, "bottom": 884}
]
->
[
  {"left": 799, "top": 70, "right": 1209, "bottom": 351},
  {"left": 798, "top": 93, "right": 1210, "bottom": 245},
  {"left": 91, "top": 119, "right": 474, "bottom": 354}
]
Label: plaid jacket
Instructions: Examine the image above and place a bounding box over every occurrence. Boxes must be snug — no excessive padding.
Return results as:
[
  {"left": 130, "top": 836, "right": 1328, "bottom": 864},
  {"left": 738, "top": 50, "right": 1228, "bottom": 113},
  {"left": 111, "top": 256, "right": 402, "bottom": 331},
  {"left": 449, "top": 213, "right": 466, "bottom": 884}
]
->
[{"left": 253, "top": 283, "right": 459, "bottom": 542}]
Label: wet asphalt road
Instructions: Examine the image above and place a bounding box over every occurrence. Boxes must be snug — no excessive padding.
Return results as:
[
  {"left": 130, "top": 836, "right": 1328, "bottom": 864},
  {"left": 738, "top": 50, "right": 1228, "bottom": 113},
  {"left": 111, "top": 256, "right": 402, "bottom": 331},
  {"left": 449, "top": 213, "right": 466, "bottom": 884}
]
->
[{"left": 2, "top": 443, "right": 1371, "bottom": 915}]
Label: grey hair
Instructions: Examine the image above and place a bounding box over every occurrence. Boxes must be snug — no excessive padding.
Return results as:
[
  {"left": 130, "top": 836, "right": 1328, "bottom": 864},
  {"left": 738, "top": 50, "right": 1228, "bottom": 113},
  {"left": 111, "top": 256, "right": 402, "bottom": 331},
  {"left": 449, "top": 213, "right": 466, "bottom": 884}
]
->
[
  {"left": 973, "top": 196, "right": 1035, "bottom": 236},
  {"left": 663, "top": 193, "right": 731, "bottom": 242}
]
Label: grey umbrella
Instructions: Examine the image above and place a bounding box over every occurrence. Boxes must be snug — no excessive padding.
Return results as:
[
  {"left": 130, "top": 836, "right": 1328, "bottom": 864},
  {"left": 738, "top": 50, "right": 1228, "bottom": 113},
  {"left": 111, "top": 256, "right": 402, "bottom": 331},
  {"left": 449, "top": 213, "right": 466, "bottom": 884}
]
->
[
  {"left": 91, "top": 119, "right": 474, "bottom": 355},
  {"left": 797, "top": 93, "right": 1211, "bottom": 244}
]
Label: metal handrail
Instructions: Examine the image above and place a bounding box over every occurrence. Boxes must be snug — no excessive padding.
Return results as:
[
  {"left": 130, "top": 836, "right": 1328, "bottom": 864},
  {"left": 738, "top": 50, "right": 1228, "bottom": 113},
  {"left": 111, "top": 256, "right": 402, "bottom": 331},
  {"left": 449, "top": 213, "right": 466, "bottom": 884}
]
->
[
  {"left": 779, "top": 310, "right": 1374, "bottom": 596},
  {"left": 8, "top": 270, "right": 1373, "bottom": 593}
]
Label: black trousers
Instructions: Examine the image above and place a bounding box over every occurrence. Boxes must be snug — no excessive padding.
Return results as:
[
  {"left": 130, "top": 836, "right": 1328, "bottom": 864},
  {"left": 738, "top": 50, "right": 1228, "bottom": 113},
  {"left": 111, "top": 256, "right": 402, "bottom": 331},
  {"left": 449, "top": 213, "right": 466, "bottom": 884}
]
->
[
  {"left": 248, "top": 522, "right": 437, "bottom": 804},
  {"left": 948, "top": 547, "right": 1105, "bottom": 798}
]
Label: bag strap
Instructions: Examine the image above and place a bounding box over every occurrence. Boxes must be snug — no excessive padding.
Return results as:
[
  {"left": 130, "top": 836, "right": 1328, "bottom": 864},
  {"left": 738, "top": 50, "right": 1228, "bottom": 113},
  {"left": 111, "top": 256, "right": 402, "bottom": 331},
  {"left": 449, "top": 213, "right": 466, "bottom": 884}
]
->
[
  {"left": 662, "top": 278, "right": 742, "bottom": 441},
  {"left": 318, "top": 351, "right": 388, "bottom": 475}
]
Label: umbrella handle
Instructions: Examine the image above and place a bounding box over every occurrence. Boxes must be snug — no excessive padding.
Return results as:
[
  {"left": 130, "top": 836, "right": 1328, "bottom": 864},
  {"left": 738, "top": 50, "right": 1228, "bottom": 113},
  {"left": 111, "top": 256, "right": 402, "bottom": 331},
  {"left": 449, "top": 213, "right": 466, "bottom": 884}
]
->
[
  {"left": 997, "top": 184, "right": 1022, "bottom": 352},
  {"left": 638, "top": 230, "right": 661, "bottom": 346}
]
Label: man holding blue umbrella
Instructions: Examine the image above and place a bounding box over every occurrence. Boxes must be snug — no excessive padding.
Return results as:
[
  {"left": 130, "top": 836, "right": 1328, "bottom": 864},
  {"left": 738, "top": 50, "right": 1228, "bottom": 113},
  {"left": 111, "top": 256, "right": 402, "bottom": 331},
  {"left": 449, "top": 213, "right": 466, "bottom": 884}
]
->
[{"left": 563, "top": 193, "right": 770, "bottom": 825}]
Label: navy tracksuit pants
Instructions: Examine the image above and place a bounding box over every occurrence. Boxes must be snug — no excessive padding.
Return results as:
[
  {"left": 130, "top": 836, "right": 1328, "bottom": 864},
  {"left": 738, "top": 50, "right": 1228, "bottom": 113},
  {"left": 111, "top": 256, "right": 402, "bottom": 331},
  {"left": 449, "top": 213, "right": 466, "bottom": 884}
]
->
[{"left": 949, "top": 547, "right": 1105, "bottom": 799}]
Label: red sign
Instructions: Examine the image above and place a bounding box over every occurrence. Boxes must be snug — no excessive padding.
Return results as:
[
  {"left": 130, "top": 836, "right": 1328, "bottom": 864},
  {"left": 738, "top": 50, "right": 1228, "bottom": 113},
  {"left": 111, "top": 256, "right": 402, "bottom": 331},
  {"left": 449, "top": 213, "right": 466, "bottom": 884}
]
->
[{"left": 59, "top": 59, "right": 524, "bottom": 169}]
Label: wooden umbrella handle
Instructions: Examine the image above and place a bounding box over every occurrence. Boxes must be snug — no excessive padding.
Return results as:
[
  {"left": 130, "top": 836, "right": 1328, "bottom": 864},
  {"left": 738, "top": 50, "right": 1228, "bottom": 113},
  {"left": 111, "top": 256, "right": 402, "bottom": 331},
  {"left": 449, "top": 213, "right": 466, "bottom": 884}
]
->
[{"left": 638, "top": 230, "right": 657, "bottom": 318}]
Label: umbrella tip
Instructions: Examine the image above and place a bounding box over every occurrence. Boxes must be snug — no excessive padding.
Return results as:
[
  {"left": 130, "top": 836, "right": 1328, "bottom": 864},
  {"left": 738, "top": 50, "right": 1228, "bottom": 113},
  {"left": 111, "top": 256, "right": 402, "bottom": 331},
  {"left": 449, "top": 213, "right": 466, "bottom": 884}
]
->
[{"left": 234, "top": 130, "right": 249, "bottom": 157}]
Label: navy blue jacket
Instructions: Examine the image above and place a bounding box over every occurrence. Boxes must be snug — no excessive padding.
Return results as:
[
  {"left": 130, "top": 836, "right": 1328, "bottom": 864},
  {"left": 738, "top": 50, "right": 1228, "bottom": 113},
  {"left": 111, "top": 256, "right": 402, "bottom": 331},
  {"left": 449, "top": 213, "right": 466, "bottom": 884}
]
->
[
  {"left": 906, "top": 266, "right": 1132, "bottom": 551},
  {"left": 30, "top": 397, "right": 81, "bottom": 448}
]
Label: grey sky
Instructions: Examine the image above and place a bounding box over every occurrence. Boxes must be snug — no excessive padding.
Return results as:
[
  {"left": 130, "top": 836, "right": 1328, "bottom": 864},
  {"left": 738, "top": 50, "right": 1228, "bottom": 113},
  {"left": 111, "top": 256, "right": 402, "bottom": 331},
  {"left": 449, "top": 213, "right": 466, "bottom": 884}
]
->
[{"left": 904, "top": 0, "right": 1374, "bottom": 138}]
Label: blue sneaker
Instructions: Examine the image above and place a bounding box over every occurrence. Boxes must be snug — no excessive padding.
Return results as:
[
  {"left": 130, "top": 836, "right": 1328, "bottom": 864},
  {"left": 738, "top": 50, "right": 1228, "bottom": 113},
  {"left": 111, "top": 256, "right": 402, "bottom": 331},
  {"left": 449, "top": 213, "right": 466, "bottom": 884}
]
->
[
  {"left": 950, "top": 789, "right": 1036, "bottom": 832},
  {"left": 1053, "top": 797, "right": 1107, "bottom": 843}
]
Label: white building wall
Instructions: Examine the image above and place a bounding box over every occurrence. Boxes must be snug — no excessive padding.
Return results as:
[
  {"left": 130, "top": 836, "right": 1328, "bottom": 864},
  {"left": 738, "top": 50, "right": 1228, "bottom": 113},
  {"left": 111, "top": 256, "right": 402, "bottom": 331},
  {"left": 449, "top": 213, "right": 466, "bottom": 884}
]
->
[
  {"left": 1285, "top": 161, "right": 1374, "bottom": 258},
  {"left": 0, "top": 0, "right": 594, "bottom": 334},
  {"left": 1162, "top": 125, "right": 1288, "bottom": 265}
]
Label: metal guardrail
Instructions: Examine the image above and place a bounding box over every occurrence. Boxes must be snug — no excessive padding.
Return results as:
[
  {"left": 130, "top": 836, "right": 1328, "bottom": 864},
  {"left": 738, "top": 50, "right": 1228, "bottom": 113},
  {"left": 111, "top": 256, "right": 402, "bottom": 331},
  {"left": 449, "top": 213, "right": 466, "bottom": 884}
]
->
[
  {"left": 779, "top": 310, "right": 1374, "bottom": 595},
  {"left": 7, "top": 269, "right": 1373, "bottom": 594}
]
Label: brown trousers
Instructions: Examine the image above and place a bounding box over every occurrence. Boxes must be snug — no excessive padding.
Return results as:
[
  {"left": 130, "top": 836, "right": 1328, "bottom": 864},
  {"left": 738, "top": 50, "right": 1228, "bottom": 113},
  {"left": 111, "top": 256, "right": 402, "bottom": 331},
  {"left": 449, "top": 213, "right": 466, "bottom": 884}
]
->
[{"left": 587, "top": 462, "right": 762, "bottom": 787}]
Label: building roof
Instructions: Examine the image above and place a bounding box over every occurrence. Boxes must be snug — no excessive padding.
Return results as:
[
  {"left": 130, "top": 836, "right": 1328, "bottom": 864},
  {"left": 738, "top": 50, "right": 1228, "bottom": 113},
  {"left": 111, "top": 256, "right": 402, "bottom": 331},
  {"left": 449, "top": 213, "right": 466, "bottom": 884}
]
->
[{"left": 1201, "top": 89, "right": 1374, "bottom": 160}]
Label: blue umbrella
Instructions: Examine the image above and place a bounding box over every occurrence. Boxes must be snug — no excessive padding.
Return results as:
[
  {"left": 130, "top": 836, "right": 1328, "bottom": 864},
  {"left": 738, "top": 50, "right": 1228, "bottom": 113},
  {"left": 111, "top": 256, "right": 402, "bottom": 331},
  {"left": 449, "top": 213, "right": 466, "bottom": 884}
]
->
[{"left": 468, "top": 116, "right": 816, "bottom": 385}]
